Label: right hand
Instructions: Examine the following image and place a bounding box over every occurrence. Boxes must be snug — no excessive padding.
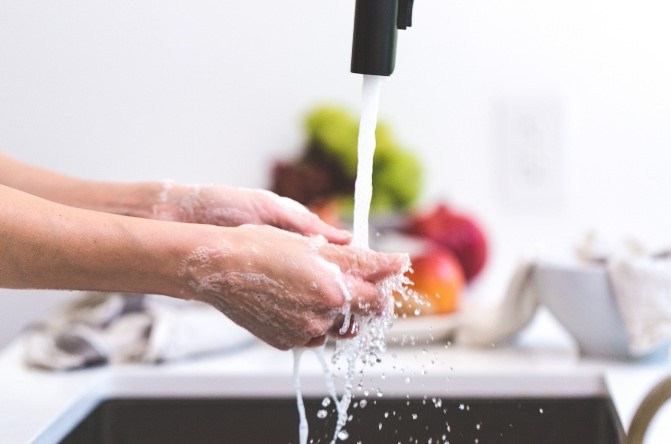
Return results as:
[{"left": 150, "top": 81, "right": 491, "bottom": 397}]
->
[
  {"left": 153, "top": 184, "right": 351, "bottom": 245},
  {"left": 179, "top": 224, "right": 408, "bottom": 350}
]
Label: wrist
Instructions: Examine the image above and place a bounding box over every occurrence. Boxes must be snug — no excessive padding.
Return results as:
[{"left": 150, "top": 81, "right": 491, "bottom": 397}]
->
[
  {"left": 64, "top": 180, "right": 168, "bottom": 219},
  {"left": 149, "top": 181, "right": 195, "bottom": 222},
  {"left": 174, "top": 224, "right": 260, "bottom": 302},
  {"left": 68, "top": 214, "right": 217, "bottom": 299}
]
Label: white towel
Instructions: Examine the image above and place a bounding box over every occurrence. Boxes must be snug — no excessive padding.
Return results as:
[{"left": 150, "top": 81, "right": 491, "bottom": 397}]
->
[
  {"left": 608, "top": 257, "right": 671, "bottom": 355},
  {"left": 22, "top": 292, "right": 256, "bottom": 370},
  {"left": 577, "top": 232, "right": 671, "bottom": 356},
  {"left": 454, "top": 262, "right": 538, "bottom": 346}
]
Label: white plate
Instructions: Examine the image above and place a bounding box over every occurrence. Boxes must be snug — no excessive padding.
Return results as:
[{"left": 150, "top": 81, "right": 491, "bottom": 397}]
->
[{"left": 387, "top": 312, "right": 465, "bottom": 345}]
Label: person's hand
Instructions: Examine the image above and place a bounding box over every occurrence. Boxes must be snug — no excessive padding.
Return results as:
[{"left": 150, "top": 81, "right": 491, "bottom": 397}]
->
[
  {"left": 152, "top": 184, "right": 351, "bottom": 245},
  {"left": 179, "top": 224, "right": 408, "bottom": 350}
]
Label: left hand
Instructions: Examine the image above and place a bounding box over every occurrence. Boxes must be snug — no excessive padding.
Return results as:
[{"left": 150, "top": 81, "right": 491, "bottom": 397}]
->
[
  {"left": 152, "top": 184, "right": 351, "bottom": 245},
  {"left": 178, "top": 224, "right": 407, "bottom": 350}
]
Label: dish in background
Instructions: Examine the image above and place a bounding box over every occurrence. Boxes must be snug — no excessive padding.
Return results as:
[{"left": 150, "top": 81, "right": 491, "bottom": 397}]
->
[
  {"left": 532, "top": 261, "right": 670, "bottom": 362},
  {"left": 387, "top": 312, "right": 464, "bottom": 345}
]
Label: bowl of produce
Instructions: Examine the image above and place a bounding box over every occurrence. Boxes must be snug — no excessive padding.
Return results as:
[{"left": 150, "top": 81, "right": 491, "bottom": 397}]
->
[{"left": 270, "top": 105, "right": 423, "bottom": 220}]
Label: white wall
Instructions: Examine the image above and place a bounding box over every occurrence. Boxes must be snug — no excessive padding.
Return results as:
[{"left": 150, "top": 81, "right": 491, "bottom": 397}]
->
[{"left": 2, "top": 0, "right": 671, "bottom": 347}]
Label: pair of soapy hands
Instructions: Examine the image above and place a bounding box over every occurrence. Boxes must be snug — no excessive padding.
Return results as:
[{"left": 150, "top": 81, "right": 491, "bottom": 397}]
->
[{"left": 154, "top": 184, "right": 408, "bottom": 350}]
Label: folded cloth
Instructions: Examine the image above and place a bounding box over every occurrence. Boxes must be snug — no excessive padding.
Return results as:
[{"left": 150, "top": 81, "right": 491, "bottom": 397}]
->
[
  {"left": 577, "top": 232, "right": 671, "bottom": 356},
  {"left": 607, "top": 256, "right": 671, "bottom": 356},
  {"left": 454, "top": 262, "right": 538, "bottom": 347},
  {"left": 23, "top": 292, "right": 256, "bottom": 370}
]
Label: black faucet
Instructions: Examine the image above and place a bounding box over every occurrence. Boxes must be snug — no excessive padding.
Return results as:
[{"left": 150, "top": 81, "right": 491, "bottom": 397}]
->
[{"left": 351, "top": 0, "right": 414, "bottom": 76}]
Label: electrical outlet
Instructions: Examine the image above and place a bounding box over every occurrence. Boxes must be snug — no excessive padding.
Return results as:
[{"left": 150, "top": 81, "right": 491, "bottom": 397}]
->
[{"left": 493, "top": 98, "right": 564, "bottom": 209}]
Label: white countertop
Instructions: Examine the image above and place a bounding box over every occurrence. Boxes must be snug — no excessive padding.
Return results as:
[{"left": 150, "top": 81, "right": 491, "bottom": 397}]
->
[{"left": 1, "top": 310, "right": 671, "bottom": 443}]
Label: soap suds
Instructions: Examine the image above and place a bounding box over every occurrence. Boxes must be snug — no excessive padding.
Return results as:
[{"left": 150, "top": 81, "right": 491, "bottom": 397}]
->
[
  {"left": 178, "top": 242, "right": 359, "bottom": 351},
  {"left": 315, "top": 256, "right": 353, "bottom": 335}
]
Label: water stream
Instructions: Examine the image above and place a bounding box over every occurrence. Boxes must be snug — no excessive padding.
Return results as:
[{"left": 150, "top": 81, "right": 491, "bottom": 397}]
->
[{"left": 294, "top": 74, "right": 387, "bottom": 444}]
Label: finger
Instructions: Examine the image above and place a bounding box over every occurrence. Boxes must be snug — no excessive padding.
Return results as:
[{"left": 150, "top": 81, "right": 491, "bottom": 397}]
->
[
  {"left": 346, "top": 278, "right": 390, "bottom": 316},
  {"left": 267, "top": 194, "right": 351, "bottom": 245},
  {"left": 328, "top": 318, "right": 359, "bottom": 338},
  {"left": 361, "top": 252, "right": 410, "bottom": 281},
  {"left": 288, "top": 211, "right": 351, "bottom": 245},
  {"left": 320, "top": 246, "right": 409, "bottom": 282},
  {"left": 304, "top": 335, "right": 327, "bottom": 348}
]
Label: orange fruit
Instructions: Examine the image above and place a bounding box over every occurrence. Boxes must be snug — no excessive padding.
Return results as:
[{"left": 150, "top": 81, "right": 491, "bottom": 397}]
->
[{"left": 395, "top": 249, "right": 465, "bottom": 316}]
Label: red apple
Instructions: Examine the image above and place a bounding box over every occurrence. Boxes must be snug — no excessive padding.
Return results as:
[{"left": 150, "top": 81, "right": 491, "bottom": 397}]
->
[
  {"left": 403, "top": 203, "right": 488, "bottom": 282},
  {"left": 395, "top": 249, "right": 465, "bottom": 316}
]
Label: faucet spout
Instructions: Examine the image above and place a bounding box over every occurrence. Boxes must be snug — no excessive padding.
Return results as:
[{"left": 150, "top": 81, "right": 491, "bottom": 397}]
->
[
  {"left": 627, "top": 374, "right": 671, "bottom": 444},
  {"left": 350, "top": 0, "right": 414, "bottom": 76}
]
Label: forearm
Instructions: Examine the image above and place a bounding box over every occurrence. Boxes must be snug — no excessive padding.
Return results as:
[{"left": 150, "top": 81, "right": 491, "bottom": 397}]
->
[
  {"left": 0, "top": 152, "right": 164, "bottom": 218},
  {"left": 0, "top": 184, "right": 206, "bottom": 297}
]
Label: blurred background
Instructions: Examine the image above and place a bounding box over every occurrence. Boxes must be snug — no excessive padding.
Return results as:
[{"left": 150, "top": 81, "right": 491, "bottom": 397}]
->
[{"left": 1, "top": 0, "right": 671, "bottom": 348}]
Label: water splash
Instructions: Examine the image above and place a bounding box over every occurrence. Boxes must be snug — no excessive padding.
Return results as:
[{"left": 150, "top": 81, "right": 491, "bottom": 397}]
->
[{"left": 292, "top": 74, "right": 410, "bottom": 444}]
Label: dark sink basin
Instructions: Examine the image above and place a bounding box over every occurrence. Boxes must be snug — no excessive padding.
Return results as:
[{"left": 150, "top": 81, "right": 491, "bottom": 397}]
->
[{"left": 60, "top": 396, "right": 624, "bottom": 444}]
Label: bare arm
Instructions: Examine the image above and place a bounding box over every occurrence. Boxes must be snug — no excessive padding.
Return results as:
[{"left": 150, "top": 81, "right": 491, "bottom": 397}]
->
[
  {"left": 0, "top": 183, "right": 188, "bottom": 294},
  {"left": 0, "top": 184, "right": 406, "bottom": 349},
  {"left": 0, "top": 152, "right": 161, "bottom": 218},
  {"left": 0, "top": 152, "right": 350, "bottom": 243}
]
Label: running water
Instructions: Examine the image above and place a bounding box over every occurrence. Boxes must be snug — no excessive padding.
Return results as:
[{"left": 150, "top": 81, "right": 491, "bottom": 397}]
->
[
  {"left": 294, "top": 74, "right": 407, "bottom": 444},
  {"left": 351, "top": 75, "right": 383, "bottom": 249},
  {"left": 329, "top": 74, "right": 385, "bottom": 442},
  {"left": 293, "top": 349, "right": 309, "bottom": 444}
]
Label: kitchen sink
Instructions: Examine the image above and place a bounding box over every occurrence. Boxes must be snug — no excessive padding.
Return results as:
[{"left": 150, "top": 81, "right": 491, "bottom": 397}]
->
[{"left": 60, "top": 395, "right": 624, "bottom": 444}]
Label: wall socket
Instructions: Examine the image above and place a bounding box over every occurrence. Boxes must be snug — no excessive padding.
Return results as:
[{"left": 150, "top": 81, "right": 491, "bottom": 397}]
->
[{"left": 493, "top": 98, "right": 564, "bottom": 209}]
